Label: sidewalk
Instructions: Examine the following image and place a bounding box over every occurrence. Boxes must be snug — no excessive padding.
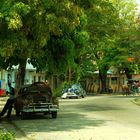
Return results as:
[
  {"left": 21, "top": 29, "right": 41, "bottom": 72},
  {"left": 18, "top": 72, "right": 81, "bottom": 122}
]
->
[
  {"left": 0, "top": 97, "right": 8, "bottom": 130},
  {"left": 0, "top": 96, "right": 7, "bottom": 130}
]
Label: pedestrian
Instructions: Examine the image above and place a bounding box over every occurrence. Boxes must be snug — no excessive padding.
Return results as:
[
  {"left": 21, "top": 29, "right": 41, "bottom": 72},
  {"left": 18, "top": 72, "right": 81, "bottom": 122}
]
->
[{"left": 0, "top": 84, "right": 15, "bottom": 120}]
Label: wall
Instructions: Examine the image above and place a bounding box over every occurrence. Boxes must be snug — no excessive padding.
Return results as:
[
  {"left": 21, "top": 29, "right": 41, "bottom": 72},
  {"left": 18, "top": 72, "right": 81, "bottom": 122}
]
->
[
  {"left": 85, "top": 74, "right": 126, "bottom": 94},
  {"left": 0, "top": 69, "right": 46, "bottom": 91}
]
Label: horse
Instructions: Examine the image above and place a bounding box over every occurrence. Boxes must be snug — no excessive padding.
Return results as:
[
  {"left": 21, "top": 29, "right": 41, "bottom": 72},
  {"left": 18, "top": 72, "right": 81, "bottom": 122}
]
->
[{"left": 121, "top": 84, "right": 131, "bottom": 96}]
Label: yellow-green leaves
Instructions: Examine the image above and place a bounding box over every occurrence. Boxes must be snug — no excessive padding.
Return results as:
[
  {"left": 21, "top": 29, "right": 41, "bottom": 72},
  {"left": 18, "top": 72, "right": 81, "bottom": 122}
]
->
[
  {"left": 8, "top": 2, "right": 30, "bottom": 30},
  {"left": 0, "top": 2, "right": 30, "bottom": 30},
  {"left": 8, "top": 12, "right": 22, "bottom": 29}
]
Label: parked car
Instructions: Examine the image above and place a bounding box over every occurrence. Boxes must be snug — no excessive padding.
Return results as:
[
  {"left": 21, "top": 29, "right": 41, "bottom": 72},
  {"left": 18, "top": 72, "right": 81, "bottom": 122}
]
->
[
  {"left": 61, "top": 83, "right": 86, "bottom": 98},
  {"left": 61, "top": 92, "right": 78, "bottom": 99},
  {"left": 14, "top": 82, "right": 59, "bottom": 119},
  {"left": 71, "top": 84, "right": 86, "bottom": 98}
]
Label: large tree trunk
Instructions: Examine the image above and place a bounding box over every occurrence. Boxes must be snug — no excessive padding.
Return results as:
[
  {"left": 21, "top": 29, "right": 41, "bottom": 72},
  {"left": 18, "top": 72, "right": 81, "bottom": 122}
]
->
[
  {"left": 99, "top": 69, "right": 108, "bottom": 94},
  {"left": 15, "top": 59, "right": 27, "bottom": 95}
]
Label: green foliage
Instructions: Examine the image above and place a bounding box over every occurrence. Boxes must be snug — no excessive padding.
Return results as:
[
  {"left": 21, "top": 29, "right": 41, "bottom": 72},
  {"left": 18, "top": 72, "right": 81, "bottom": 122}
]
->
[
  {"left": 85, "top": 0, "right": 120, "bottom": 70},
  {"left": 0, "top": 0, "right": 139, "bottom": 88},
  {"left": 52, "top": 81, "right": 70, "bottom": 97},
  {"left": 86, "top": 0, "right": 139, "bottom": 72},
  {"left": 110, "top": 0, "right": 140, "bottom": 76},
  {"left": 74, "top": 30, "right": 89, "bottom": 48},
  {"left": 0, "top": 0, "right": 83, "bottom": 71},
  {"left": 0, "top": 1, "right": 30, "bottom": 30},
  {"left": 12, "top": 2, "right": 30, "bottom": 16},
  {"left": 0, "top": 130, "right": 15, "bottom": 140}
]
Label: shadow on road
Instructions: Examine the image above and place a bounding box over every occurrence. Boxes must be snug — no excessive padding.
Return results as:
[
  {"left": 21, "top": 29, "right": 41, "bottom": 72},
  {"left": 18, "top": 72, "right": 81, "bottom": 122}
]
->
[
  {"left": 13, "top": 112, "right": 106, "bottom": 130},
  {"left": 1, "top": 97, "right": 119, "bottom": 139},
  {"left": 2, "top": 111, "right": 107, "bottom": 140},
  {"left": 77, "top": 104, "right": 122, "bottom": 112}
]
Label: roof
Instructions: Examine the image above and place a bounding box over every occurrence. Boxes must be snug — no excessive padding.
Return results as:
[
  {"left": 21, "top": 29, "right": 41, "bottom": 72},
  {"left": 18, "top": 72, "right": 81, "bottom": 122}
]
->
[
  {"left": 93, "top": 70, "right": 113, "bottom": 74},
  {"left": 13, "top": 62, "right": 36, "bottom": 70}
]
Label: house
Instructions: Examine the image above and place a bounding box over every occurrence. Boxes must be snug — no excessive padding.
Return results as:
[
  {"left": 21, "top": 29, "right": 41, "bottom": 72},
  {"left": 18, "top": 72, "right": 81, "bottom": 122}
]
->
[
  {"left": 85, "top": 70, "right": 127, "bottom": 94},
  {"left": 0, "top": 63, "right": 46, "bottom": 93},
  {"left": 85, "top": 68, "right": 140, "bottom": 94}
]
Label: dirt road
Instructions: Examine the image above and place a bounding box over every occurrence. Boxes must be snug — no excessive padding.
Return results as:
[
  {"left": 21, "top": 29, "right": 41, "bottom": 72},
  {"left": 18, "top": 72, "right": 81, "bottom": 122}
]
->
[{"left": 1, "top": 95, "right": 140, "bottom": 140}]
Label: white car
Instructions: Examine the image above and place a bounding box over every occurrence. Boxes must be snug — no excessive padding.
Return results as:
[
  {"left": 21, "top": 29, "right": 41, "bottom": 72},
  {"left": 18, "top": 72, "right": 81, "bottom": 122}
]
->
[{"left": 61, "top": 92, "right": 78, "bottom": 99}]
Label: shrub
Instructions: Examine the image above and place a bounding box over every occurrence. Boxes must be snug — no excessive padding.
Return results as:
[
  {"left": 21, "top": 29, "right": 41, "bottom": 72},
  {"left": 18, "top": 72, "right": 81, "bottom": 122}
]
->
[{"left": 0, "top": 130, "right": 15, "bottom": 140}]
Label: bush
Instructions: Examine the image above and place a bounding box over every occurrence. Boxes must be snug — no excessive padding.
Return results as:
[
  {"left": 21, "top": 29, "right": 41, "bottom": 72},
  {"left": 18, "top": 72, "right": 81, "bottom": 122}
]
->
[
  {"left": 52, "top": 81, "right": 70, "bottom": 98},
  {"left": 0, "top": 130, "right": 15, "bottom": 140}
]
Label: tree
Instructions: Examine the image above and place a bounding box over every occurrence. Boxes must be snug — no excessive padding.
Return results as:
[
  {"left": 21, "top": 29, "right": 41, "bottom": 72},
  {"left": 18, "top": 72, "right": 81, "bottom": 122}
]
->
[
  {"left": 80, "top": 0, "right": 139, "bottom": 93},
  {"left": 0, "top": 0, "right": 139, "bottom": 94},
  {"left": 0, "top": 1, "right": 31, "bottom": 91},
  {"left": 111, "top": 0, "right": 139, "bottom": 79},
  {"left": 0, "top": 0, "right": 84, "bottom": 91},
  {"left": 84, "top": 0, "right": 121, "bottom": 93}
]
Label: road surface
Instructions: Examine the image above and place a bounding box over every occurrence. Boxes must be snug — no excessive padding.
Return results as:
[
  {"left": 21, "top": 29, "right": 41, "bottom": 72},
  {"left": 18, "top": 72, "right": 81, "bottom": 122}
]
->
[{"left": 1, "top": 95, "right": 140, "bottom": 140}]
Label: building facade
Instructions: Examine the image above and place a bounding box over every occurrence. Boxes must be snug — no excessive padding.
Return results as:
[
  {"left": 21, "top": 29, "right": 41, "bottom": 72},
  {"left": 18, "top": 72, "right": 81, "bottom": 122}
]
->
[{"left": 0, "top": 63, "right": 46, "bottom": 93}]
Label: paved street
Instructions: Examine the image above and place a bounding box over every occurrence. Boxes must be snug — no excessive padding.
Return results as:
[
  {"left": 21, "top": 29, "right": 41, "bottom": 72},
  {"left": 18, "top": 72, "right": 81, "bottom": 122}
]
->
[{"left": 1, "top": 95, "right": 140, "bottom": 140}]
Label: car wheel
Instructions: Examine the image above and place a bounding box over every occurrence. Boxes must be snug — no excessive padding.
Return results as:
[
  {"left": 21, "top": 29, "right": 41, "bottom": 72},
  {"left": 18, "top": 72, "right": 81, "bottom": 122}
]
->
[
  {"left": 51, "top": 111, "right": 57, "bottom": 119},
  {"left": 81, "top": 95, "right": 84, "bottom": 98}
]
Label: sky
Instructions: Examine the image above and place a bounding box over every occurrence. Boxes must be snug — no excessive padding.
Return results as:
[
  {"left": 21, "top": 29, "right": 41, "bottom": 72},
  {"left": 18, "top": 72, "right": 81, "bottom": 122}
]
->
[
  {"left": 136, "top": 0, "right": 140, "bottom": 10},
  {"left": 136, "top": 0, "right": 140, "bottom": 4},
  {"left": 136, "top": 0, "right": 140, "bottom": 5}
]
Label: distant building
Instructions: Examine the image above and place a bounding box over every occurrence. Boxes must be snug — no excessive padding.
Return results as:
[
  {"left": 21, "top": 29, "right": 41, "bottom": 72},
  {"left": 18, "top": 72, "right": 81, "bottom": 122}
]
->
[
  {"left": 85, "top": 69, "right": 140, "bottom": 94},
  {"left": 0, "top": 62, "right": 46, "bottom": 92}
]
